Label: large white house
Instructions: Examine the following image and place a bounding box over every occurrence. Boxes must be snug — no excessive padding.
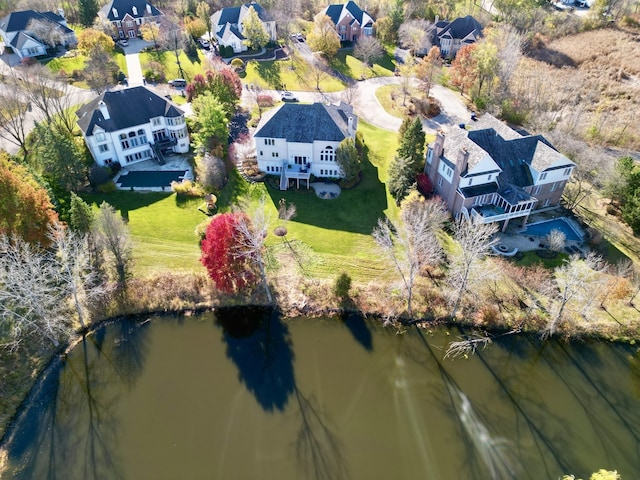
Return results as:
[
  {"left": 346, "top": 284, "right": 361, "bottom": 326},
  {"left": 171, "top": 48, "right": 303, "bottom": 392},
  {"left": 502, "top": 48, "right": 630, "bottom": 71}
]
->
[
  {"left": 254, "top": 102, "right": 357, "bottom": 190},
  {"left": 211, "top": 1, "right": 276, "bottom": 53},
  {"left": 76, "top": 86, "right": 189, "bottom": 167},
  {"left": 0, "top": 10, "right": 77, "bottom": 59}
]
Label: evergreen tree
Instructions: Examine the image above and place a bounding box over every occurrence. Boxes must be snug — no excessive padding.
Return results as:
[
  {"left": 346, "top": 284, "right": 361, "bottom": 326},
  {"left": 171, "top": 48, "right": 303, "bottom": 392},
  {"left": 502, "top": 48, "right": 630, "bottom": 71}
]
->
[
  {"left": 336, "top": 138, "right": 362, "bottom": 184},
  {"left": 388, "top": 155, "right": 415, "bottom": 204},
  {"left": 69, "top": 193, "right": 94, "bottom": 234},
  {"left": 397, "top": 117, "right": 425, "bottom": 172},
  {"left": 78, "top": 0, "right": 99, "bottom": 27}
]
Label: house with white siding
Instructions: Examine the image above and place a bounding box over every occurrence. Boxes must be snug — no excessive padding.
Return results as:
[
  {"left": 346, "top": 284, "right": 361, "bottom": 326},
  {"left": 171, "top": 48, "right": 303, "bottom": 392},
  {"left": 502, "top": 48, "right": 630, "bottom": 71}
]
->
[
  {"left": 76, "top": 86, "right": 189, "bottom": 168},
  {"left": 254, "top": 102, "right": 357, "bottom": 190},
  {"left": 0, "top": 10, "right": 77, "bottom": 59},
  {"left": 424, "top": 115, "right": 575, "bottom": 230},
  {"left": 211, "top": 2, "right": 276, "bottom": 54}
]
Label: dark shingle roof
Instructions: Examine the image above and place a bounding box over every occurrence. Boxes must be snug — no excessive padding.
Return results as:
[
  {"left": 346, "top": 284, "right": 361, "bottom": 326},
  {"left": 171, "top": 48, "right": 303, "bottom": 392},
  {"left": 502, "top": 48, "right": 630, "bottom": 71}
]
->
[
  {"left": 438, "top": 15, "right": 483, "bottom": 40},
  {"left": 254, "top": 103, "right": 354, "bottom": 143},
  {"left": 0, "top": 10, "right": 70, "bottom": 33},
  {"left": 322, "top": 1, "right": 373, "bottom": 26},
  {"left": 100, "top": 0, "right": 162, "bottom": 21},
  {"left": 76, "top": 86, "right": 183, "bottom": 135},
  {"left": 213, "top": 2, "right": 271, "bottom": 27}
]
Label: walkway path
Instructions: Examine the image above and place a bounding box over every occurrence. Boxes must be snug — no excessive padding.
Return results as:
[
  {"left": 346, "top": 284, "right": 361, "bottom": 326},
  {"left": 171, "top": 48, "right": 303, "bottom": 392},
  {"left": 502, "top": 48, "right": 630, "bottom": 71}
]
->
[{"left": 125, "top": 52, "right": 144, "bottom": 86}]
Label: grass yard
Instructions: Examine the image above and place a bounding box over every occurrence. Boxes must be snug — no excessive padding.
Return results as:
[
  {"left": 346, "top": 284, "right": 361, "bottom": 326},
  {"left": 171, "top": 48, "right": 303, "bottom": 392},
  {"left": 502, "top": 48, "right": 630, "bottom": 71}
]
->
[
  {"left": 139, "top": 49, "right": 207, "bottom": 82},
  {"left": 330, "top": 47, "right": 395, "bottom": 80},
  {"left": 242, "top": 55, "right": 345, "bottom": 92},
  {"left": 82, "top": 192, "right": 206, "bottom": 276},
  {"left": 79, "top": 121, "right": 399, "bottom": 282},
  {"left": 375, "top": 84, "right": 423, "bottom": 119}
]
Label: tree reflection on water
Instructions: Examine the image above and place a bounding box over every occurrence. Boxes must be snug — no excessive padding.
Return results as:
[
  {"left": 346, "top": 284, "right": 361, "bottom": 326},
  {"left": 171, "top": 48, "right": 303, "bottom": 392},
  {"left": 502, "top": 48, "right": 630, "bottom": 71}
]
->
[
  {"left": 216, "top": 307, "right": 347, "bottom": 480},
  {"left": 2, "top": 318, "right": 151, "bottom": 479}
]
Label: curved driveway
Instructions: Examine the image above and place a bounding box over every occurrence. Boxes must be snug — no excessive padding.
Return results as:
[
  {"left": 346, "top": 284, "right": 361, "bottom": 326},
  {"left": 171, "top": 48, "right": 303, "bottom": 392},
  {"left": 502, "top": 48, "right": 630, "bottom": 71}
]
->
[{"left": 246, "top": 76, "right": 470, "bottom": 134}]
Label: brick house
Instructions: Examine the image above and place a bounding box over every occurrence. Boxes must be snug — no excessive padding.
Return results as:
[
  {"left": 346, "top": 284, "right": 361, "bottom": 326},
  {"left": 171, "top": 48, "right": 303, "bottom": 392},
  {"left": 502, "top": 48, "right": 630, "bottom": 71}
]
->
[
  {"left": 98, "top": 0, "right": 164, "bottom": 40},
  {"left": 76, "top": 86, "right": 189, "bottom": 167},
  {"left": 318, "top": 1, "right": 374, "bottom": 42},
  {"left": 424, "top": 115, "right": 575, "bottom": 231},
  {"left": 0, "top": 10, "right": 77, "bottom": 59},
  {"left": 254, "top": 102, "right": 357, "bottom": 190}
]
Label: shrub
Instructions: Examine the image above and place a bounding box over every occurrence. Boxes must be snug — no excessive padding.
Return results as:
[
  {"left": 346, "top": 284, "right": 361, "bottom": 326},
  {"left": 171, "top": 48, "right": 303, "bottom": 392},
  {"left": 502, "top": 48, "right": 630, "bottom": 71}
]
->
[
  {"left": 88, "top": 165, "right": 112, "bottom": 185},
  {"left": 171, "top": 179, "right": 205, "bottom": 197},
  {"left": 334, "top": 272, "right": 352, "bottom": 300},
  {"left": 196, "top": 153, "right": 227, "bottom": 191},
  {"left": 256, "top": 94, "right": 274, "bottom": 107},
  {"left": 96, "top": 180, "right": 116, "bottom": 193},
  {"left": 230, "top": 58, "right": 245, "bottom": 72}
]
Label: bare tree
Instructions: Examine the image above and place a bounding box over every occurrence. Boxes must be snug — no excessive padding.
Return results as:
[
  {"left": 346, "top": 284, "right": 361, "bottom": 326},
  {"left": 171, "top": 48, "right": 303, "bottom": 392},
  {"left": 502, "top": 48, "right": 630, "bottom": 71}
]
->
[
  {"left": 448, "top": 217, "right": 499, "bottom": 318},
  {"left": 93, "top": 202, "right": 133, "bottom": 287},
  {"left": 398, "top": 54, "right": 415, "bottom": 106},
  {"left": 372, "top": 198, "right": 446, "bottom": 317},
  {"left": 85, "top": 48, "right": 120, "bottom": 93},
  {"left": 494, "top": 26, "right": 523, "bottom": 100},
  {"left": 0, "top": 227, "right": 108, "bottom": 350},
  {"left": 233, "top": 196, "right": 274, "bottom": 304},
  {"left": 341, "top": 80, "right": 359, "bottom": 105},
  {"left": 196, "top": 152, "right": 227, "bottom": 191},
  {"left": 0, "top": 74, "right": 30, "bottom": 155},
  {"left": 398, "top": 19, "right": 434, "bottom": 56},
  {"left": 27, "top": 18, "right": 62, "bottom": 48},
  {"left": 310, "top": 57, "right": 329, "bottom": 90},
  {"left": 543, "top": 253, "right": 605, "bottom": 337},
  {"left": 353, "top": 36, "right": 384, "bottom": 67},
  {"left": 158, "top": 17, "right": 188, "bottom": 79},
  {"left": 599, "top": 259, "right": 633, "bottom": 310},
  {"left": 271, "top": 0, "right": 301, "bottom": 40},
  {"left": 546, "top": 229, "right": 566, "bottom": 253}
]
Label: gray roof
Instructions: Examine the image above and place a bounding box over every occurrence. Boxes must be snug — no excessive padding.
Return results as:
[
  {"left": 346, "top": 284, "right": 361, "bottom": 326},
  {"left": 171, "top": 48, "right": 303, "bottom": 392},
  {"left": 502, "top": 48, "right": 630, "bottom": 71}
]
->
[
  {"left": 437, "top": 15, "right": 483, "bottom": 41},
  {"left": 100, "top": 0, "right": 163, "bottom": 21},
  {"left": 254, "top": 103, "right": 355, "bottom": 143},
  {"left": 322, "top": 1, "right": 374, "bottom": 27},
  {"left": 212, "top": 2, "right": 271, "bottom": 28},
  {"left": 76, "top": 86, "right": 183, "bottom": 135},
  {"left": 10, "top": 31, "right": 38, "bottom": 49},
  {"left": 0, "top": 10, "right": 72, "bottom": 34},
  {"left": 436, "top": 114, "right": 574, "bottom": 191}
]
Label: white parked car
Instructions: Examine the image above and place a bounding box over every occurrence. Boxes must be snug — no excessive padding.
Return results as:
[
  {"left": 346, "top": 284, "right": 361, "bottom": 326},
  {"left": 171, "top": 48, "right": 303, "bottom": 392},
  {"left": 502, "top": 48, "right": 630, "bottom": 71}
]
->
[
  {"left": 118, "top": 39, "right": 129, "bottom": 47},
  {"left": 281, "top": 91, "right": 298, "bottom": 102}
]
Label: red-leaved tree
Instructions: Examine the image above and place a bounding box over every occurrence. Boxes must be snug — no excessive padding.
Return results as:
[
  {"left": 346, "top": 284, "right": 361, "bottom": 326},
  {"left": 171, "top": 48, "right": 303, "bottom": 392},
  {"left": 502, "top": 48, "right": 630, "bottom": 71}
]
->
[
  {"left": 186, "top": 68, "right": 242, "bottom": 116},
  {"left": 200, "top": 212, "right": 257, "bottom": 293}
]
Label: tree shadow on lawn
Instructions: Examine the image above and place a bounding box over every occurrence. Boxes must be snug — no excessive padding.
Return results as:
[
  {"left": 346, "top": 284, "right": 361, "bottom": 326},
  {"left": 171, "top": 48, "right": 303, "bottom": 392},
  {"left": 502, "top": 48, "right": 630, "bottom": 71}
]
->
[
  {"left": 82, "top": 191, "right": 172, "bottom": 219},
  {"left": 256, "top": 60, "right": 283, "bottom": 89},
  {"left": 330, "top": 52, "right": 354, "bottom": 80},
  {"left": 265, "top": 157, "right": 387, "bottom": 235}
]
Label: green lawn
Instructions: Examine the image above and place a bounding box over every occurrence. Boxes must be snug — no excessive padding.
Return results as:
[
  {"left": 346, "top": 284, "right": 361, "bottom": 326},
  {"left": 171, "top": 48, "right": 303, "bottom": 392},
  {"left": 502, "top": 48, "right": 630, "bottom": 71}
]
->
[
  {"left": 375, "top": 84, "right": 422, "bottom": 119},
  {"left": 81, "top": 121, "right": 399, "bottom": 282},
  {"left": 330, "top": 47, "right": 395, "bottom": 80},
  {"left": 242, "top": 55, "right": 345, "bottom": 92},
  {"left": 139, "top": 49, "right": 206, "bottom": 82}
]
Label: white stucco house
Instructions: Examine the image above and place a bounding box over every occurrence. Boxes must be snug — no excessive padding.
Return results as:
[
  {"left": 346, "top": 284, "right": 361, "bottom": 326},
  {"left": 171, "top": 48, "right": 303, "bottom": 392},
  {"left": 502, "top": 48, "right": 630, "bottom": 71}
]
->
[
  {"left": 210, "top": 1, "right": 276, "bottom": 53},
  {"left": 0, "top": 10, "right": 77, "bottom": 59},
  {"left": 254, "top": 102, "right": 357, "bottom": 190},
  {"left": 76, "top": 86, "right": 189, "bottom": 167}
]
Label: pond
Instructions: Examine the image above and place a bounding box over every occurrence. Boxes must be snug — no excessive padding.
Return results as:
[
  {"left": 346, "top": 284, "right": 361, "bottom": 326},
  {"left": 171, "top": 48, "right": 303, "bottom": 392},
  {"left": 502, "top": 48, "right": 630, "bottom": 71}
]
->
[{"left": 2, "top": 309, "right": 639, "bottom": 479}]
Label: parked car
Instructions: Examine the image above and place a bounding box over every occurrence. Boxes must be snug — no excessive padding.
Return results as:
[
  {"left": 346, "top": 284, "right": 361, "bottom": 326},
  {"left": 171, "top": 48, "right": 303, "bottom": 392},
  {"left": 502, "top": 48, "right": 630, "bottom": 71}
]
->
[
  {"left": 199, "top": 38, "right": 210, "bottom": 49},
  {"left": 281, "top": 91, "right": 298, "bottom": 102},
  {"left": 169, "top": 79, "right": 187, "bottom": 88},
  {"left": 118, "top": 39, "right": 129, "bottom": 47}
]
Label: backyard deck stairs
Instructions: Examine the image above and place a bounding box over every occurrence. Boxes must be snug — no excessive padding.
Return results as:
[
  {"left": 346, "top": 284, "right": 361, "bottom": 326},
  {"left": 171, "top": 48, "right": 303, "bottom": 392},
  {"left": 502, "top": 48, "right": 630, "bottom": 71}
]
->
[
  {"left": 279, "top": 163, "right": 288, "bottom": 190},
  {"left": 151, "top": 143, "right": 166, "bottom": 165}
]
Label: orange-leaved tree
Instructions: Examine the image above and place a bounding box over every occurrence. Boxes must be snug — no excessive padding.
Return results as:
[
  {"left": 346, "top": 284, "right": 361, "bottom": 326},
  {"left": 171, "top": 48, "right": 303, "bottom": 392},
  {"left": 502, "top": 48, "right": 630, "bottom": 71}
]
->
[{"left": 0, "top": 152, "right": 58, "bottom": 246}]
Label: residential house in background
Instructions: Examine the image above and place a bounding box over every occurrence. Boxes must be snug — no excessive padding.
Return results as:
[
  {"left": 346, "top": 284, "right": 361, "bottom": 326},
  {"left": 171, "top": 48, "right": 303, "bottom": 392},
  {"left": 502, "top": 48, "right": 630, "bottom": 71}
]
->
[
  {"left": 433, "top": 15, "right": 483, "bottom": 57},
  {"left": 254, "top": 102, "right": 358, "bottom": 190},
  {"left": 0, "top": 10, "right": 77, "bottom": 59},
  {"left": 318, "top": 1, "right": 374, "bottom": 42},
  {"left": 424, "top": 114, "right": 575, "bottom": 231},
  {"left": 210, "top": 2, "right": 276, "bottom": 54},
  {"left": 98, "top": 0, "right": 164, "bottom": 40},
  {"left": 76, "top": 86, "right": 189, "bottom": 167}
]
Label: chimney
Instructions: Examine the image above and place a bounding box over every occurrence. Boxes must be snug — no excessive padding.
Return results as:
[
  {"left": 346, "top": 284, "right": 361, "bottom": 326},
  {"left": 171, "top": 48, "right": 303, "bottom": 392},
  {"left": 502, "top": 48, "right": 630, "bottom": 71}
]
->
[
  {"left": 146, "top": 3, "right": 152, "bottom": 14},
  {"left": 98, "top": 100, "right": 110, "bottom": 120},
  {"left": 435, "top": 15, "right": 439, "bottom": 24},
  {"left": 58, "top": 8, "right": 65, "bottom": 19},
  {"left": 132, "top": 6, "right": 138, "bottom": 16},
  {"left": 112, "top": 7, "right": 119, "bottom": 17},
  {"left": 457, "top": 147, "right": 470, "bottom": 176},
  {"left": 433, "top": 130, "right": 445, "bottom": 160},
  {"left": 348, "top": 116, "right": 355, "bottom": 137}
]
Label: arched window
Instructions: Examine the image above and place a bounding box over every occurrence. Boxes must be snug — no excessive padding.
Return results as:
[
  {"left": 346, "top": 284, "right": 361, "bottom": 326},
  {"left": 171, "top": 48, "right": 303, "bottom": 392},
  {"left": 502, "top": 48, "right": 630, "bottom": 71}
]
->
[
  {"left": 129, "top": 131, "right": 136, "bottom": 138},
  {"left": 320, "top": 146, "right": 334, "bottom": 162}
]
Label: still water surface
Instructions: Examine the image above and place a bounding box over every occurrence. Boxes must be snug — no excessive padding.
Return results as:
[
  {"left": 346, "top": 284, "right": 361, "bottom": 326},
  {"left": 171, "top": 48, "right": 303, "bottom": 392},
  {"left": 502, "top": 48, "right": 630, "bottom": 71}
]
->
[{"left": 2, "top": 309, "right": 639, "bottom": 479}]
